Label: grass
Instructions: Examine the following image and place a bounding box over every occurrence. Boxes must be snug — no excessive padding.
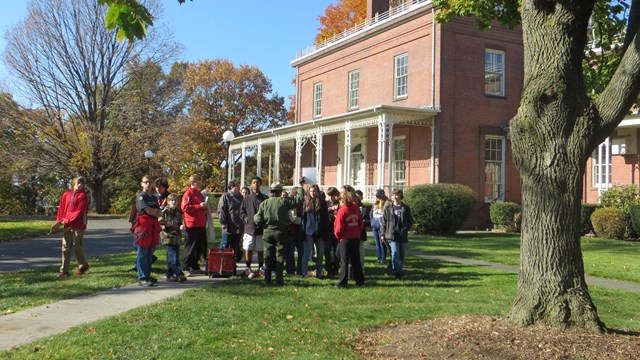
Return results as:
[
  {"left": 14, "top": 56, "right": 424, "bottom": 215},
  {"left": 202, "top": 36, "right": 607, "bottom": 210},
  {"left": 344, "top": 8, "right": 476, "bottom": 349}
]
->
[
  {"left": 0, "top": 219, "right": 52, "bottom": 243},
  {"left": 1, "top": 221, "right": 640, "bottom": 358},
  {"left": 2, "top": 254, "right": 639, "bottom": 359},
  {"left": 411, "top": 232, "right": 640, "bottom": 283}
]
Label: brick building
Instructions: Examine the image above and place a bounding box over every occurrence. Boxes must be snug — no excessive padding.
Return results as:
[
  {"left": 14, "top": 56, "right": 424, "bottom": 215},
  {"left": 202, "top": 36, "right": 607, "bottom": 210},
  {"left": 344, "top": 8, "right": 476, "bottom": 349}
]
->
[{"left": 227, "top": 0, "right": 525, "bottom": 225}]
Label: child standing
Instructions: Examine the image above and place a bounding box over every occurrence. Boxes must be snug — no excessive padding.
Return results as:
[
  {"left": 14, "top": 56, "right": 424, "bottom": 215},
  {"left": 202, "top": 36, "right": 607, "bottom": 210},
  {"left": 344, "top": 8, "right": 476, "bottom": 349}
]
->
[
  {"left": 160, "top": 193, "right": 187, "bottom": 283},
  {"left": 380, "top": 189, "right": 413, "bottom": 279}
]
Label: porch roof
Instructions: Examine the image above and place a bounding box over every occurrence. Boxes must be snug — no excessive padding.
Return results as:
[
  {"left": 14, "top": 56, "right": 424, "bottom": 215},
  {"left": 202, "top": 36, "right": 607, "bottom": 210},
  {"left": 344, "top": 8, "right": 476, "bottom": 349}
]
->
[
  {"left": 229, "top": 104, "right": 439, "bottom": 151},
  {"left": 618, "top": 113, "right": 640, "bottom": 128}
]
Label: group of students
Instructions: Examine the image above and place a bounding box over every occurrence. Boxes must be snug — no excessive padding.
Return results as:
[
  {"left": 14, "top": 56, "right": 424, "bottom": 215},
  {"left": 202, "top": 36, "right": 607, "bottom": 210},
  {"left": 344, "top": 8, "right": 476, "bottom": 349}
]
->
[{"left": 131, "top": 174, "right": 415, "bottom": 287}]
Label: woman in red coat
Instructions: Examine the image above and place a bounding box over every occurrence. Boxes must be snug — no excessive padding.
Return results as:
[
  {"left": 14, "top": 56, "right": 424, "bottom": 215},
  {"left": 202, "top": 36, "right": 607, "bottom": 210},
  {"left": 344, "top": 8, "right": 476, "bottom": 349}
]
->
[
  {"left": 333, "top": 191, "right": 364, "bottom": 288},
  {"left": 54, "top": 176, "right": 90, "bottom": 278}
]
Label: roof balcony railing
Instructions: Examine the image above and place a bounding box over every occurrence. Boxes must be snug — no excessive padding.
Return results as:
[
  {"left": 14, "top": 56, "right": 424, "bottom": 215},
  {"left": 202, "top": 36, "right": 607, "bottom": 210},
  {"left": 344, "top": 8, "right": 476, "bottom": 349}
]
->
[{"left": 295, "top": 0, "right": 430, "bottom": 59}]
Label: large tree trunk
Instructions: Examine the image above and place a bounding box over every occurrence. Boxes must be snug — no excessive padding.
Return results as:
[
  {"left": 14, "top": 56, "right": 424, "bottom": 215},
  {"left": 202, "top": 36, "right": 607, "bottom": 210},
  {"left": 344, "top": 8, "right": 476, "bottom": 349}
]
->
[
  {"left": 91, "top": 178, "right": 105, "bottom": 214},
  {"left": 508, "top": 1, "right": 604, "bottom": 331}
]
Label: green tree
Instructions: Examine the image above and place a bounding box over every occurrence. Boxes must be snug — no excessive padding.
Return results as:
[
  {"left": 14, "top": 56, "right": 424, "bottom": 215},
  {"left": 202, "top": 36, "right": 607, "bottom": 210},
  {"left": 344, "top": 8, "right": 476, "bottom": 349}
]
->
[
  {"left": 3, "top": 0, "right": 181, "bottom": 213},
  {"left": 434, "top": 0, "right": 640, "bottom": 331}
]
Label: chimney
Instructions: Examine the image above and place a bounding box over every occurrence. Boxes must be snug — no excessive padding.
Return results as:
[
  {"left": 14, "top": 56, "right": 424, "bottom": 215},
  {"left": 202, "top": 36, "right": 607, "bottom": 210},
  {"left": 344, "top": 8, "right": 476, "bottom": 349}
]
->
[{"left": 367, "top": 0, "right": 390, "bottom": 19}]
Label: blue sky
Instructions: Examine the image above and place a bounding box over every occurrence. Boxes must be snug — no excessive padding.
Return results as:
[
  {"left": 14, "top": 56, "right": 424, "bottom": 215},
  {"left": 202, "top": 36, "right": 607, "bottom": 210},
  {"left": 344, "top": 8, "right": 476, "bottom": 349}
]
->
[{"left": 0, "top": 0, "right": 335, "bottom": 104}]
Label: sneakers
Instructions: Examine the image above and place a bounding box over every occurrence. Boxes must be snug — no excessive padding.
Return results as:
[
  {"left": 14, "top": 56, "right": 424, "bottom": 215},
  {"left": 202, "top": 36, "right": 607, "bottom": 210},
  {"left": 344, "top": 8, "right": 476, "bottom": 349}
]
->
[
  {"left": 75, "top": 265, "right": 90, "bottom": 275},
  {"left": 149, "top": 277, "right": 158, "bottom": 283},
  {"left": 245, "top": 268, "right": 256, "bottom": 279},
  {"left": 139, "top": 279, "right": 154, "bottom": 287},
  {"left": 258, "top": 267, "right": 265, "bottom": 277},
  {"left": 56, "top": 272, "right": 70, "bottom": 278},
  {"left": 177, "top": 275, "right": 187, "bottom": 283},
  {"left": 167, "top": 275, "right": 178, "bottom": 282},
  {"left": 183, "top": 270, "right": 191, "bottom": 278}
]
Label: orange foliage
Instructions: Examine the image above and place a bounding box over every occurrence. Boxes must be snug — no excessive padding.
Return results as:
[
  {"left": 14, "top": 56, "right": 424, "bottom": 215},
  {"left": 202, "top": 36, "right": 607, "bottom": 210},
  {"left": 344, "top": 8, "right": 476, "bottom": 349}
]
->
[{"left": 315, "top": 0, "right": 367, "bottom": 45}]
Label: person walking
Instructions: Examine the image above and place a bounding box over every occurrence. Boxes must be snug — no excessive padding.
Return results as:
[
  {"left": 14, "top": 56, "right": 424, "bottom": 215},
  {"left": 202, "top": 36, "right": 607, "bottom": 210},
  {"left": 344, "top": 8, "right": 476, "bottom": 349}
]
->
[
  {"left": 380, "top": 188, "right": 414, "bottom": 279},
  {"left": 218, "top": 180, "right": 244, "bottom": 262},
  {"left": 333, "top": 190, "right": 364, "bottom": 288},
  {"left": 53, "top": 176, "right": 90, "bottom": 278},
  {"left": 240, "top": 176, "right": 269, "bottom": 278},
  {"left": 181, "top": 174, "right": 208, "bottom": 276},
  {"left": 370, "top": 189, "right": 389, "bottom": 265},
  {"left": 132, "top": 175, "right": 162, "bottom": 286},
  {"left": 254, "top": 181, "right": 304, "bottom": 286}
]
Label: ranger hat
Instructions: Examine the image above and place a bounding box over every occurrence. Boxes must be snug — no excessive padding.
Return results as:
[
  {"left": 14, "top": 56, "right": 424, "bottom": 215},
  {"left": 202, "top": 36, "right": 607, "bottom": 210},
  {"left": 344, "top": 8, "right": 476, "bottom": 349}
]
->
[{"left": 269, "top": 182, "right": 283, "bottom": 191}]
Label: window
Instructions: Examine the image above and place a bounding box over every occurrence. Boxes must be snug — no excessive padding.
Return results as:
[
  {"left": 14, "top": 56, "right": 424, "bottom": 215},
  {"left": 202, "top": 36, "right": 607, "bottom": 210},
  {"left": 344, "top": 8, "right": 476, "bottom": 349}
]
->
[
  {"left": 394, "top": 53, "right": 408, "bottom": 99},
  {"left": 591, "top": 145, "right": 611, "bottom": 187},
  {"left": 348, "top": 70, "right": 359, "bottom": 110},
  {"left": 313, "top": 82, "right": 323, "bottom": 118},
  {"left": 485, "top": 49, "right": 505, "bottom": 96},
  {"left": 484, "top": 136, "right": 505, "bottom": 202},
  {"left": 393, "top": 138, "right": 406, "bottom": 185}
]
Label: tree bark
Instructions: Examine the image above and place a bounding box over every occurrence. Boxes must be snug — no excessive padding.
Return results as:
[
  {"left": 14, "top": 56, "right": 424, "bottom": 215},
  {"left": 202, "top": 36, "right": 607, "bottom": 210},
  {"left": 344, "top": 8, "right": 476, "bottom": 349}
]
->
[{"left": 508, "top": 1, "right": 605, "bottom": 331}]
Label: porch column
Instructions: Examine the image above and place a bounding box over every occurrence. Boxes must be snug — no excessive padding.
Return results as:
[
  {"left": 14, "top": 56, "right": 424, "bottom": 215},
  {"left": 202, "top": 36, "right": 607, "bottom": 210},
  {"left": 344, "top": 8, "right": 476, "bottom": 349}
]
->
[
  {"left": 240, "top": 142, "right": 246, "bottom": 186},
  {"left": 274, "top": 135, "right": 281, "bottom": 183},
  {"left": 386, "top": 115, "right": 395, "bottom": 194},
  {"left": 343, "top": 121, "right": 352, "bottom": 185},
  {"left": 316, "top": 127, "right": 323, "bottom": 185},
  {"left": 256, "top": 138, "right": 262, "bottom": 180},
  {"left": 295, "top": 130, "right": 302, "bottom": 184},
  {"left": 377, "top": 113, "right": 387, "bottom": 190}
]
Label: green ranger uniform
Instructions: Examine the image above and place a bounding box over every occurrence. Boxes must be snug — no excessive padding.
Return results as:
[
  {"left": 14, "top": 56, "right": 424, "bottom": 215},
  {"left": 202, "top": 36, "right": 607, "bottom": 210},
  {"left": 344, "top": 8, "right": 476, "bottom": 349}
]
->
[{"left": 254, "top": 184, "right": 304, "bottom": 285}]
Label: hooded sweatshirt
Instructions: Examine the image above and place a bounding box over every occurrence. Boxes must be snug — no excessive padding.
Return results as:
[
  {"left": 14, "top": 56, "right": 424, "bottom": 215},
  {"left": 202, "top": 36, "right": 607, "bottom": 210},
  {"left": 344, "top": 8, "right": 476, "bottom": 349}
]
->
[{"left": 333, "top": 201, "right": 363, "bottom": 241}]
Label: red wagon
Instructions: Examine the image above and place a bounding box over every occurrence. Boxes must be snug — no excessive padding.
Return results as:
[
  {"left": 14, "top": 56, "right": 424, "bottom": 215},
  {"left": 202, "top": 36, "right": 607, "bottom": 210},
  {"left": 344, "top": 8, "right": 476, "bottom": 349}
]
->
[{"left": 207, "top": 248, "right": 236, "bottom": 278}]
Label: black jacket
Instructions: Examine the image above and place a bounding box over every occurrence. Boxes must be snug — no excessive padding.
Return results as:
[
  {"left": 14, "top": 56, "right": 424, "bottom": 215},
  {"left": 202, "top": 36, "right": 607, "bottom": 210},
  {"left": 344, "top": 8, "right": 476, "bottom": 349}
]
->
[
  {"left": 217, "top": 191, "right": 244, "bottom": 234},
  {"left": 240, "top": 192, "right": 269, "bottom": 236}
]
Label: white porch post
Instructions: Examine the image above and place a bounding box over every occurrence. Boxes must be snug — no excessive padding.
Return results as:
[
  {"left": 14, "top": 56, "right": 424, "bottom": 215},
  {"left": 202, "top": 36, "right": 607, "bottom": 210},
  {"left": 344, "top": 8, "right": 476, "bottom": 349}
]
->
[
  {"left": 240, "top": 142, "right": 246, "bottom": 186},
  {"left": 377, "top": 113, "right": 387, "bottom": 190},
  {"left": 386, "top": 115, "right": 395, "bottom": 193},
  {"left": 256, "top": 139, "right": 262, "bottom": 180},
  {"left": 295, "top": 130, "right": 302, "bottom": 184},
  {"left": 316, "top": 127, "right": 323, "bottom": 185},
  {"left": 343, "top": 121, "right": 352, "bottom": 185},
  {"left": 274, "top": 135, "right": 281, "bottom": 183}
]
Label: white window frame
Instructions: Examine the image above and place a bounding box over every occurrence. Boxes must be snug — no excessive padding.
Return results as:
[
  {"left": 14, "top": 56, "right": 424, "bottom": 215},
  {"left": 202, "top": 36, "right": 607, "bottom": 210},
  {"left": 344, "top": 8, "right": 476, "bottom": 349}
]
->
[
  {"left": 313, "top": 82, "right": 323, "bottom": 118},
  {"left": 348, "top": 70, "right": 359, "bottom": 110},
  {"left": 591, "top": 145, "right": 611, "bottom": 188},
  {"left": 393, "top": 137, "right": 406, "bottom": 185},
  {"left": 394, "top": 53, "right": 408, "bottom": 99},
  {"left": 485, "top": 49, "right": 505, "bottom": 97},
  {"left": 484, "top": 135, "right": 505, "bottom": 202}
]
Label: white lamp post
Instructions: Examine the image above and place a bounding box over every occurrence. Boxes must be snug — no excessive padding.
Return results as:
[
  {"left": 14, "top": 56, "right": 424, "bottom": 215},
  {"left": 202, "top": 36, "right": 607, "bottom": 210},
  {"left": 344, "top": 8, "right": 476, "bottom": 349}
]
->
[
  {"left": 222, "top": 131, "right": 235, "bottom": 190},
  {"left": 144, "top": 149, "right": 154, "bottom": 173}
]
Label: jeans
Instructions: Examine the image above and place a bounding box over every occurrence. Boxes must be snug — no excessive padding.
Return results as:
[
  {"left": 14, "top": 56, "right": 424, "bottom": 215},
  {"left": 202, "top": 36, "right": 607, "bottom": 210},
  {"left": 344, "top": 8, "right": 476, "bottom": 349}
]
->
[
  {"left": 387, "top": 240, "right": 407, "bottom": 275},
  {"left": 220, "top": 233, "right": 241, "bottom": 261},
  {"left": 303, "top": 235, "right": 325, "bottom": 278},
  {"left": 137, "top": 245, "right": 155, "bottom": 280},
  {"left": 165, "top": 244, "right": 183, "bottom": 278},
  {"left": 372, "top": 227, "right": 387, "bottom": 261}
]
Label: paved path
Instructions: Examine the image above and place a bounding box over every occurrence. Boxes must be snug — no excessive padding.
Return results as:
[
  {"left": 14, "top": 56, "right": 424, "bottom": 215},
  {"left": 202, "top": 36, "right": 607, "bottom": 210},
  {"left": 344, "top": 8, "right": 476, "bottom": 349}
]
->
[{"left": 2, "top": 221, "right": 640, "bottom": 351}]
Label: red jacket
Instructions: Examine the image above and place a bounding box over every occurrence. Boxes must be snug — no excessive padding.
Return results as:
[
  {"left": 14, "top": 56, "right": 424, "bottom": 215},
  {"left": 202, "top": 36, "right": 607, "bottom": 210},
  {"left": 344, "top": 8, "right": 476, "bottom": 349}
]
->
[
  {"left": 334, "top": 201, "right": 363, "bottom": 241},
  {"left": 181, "top": 187, "right": 207, "bottom": 228},
  {"left": 56, "top": 189, "right": 89, "bottom": 230},
  {"left": 131, "top": 214, "right": 161, "bottom": 248}
]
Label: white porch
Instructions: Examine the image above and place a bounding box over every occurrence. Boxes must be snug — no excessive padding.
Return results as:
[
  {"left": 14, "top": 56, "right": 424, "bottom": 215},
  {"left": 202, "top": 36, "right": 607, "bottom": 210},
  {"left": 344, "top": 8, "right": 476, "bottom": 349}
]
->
[{"left": 226, "top": 105, "right": 439, "bottom": 201}]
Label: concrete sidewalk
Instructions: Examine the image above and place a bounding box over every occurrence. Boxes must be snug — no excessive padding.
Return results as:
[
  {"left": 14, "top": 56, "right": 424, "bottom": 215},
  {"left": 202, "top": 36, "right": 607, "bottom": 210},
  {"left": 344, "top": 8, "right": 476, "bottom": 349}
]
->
[{"left": 2, "top": 225, "right": 640, "bottom": 351}]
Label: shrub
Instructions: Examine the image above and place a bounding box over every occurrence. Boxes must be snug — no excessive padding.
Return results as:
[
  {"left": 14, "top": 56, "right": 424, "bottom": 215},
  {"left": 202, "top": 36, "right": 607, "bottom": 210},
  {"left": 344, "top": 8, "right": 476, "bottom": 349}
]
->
[
  {"left": 591, "top": 207, "right": 626, "bottom": 240},
  {"left": 599, "top": 185, "right": 640, "bottom": 238},
  {"left": 580, "top": 204, "right": 599, "bottom": 235},
  {"left": 489, "top": 202, "right": 521, "bottom": 232},
  {"left": 628, "top": 204, "right": 640, "bottom": 235},
  {"left": 404, "top": 183, "right": 477, "bottom": 235}
]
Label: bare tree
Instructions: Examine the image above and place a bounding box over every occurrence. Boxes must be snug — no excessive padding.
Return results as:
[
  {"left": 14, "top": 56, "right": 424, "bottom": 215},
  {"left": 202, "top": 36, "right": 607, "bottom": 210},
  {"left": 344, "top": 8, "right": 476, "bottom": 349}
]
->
[{"left": 3, "top": 0, "right": 181, "bottom": 212}]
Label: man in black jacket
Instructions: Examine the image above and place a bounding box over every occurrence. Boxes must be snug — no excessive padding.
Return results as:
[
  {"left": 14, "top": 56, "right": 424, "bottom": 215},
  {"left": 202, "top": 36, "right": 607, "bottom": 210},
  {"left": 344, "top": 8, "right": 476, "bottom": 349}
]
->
[
  {"left": 239, "top": 176, "right": 269, "bottom": 278},
  {"left": 217, "top": 179, "right": 244, "bottom": 262}
]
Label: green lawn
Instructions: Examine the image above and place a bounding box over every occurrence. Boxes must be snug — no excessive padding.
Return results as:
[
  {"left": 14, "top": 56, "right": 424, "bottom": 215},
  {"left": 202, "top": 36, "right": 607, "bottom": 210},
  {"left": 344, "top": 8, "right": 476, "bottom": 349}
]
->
[
  {"left": 1, "top": 222, "right": 639, "bottom": 358},
  {"left": 411, "top": 232, "right": 640, "bottom": 283},
  {"left": 0, "top": 219, "right": 52, "bottom": 242}
]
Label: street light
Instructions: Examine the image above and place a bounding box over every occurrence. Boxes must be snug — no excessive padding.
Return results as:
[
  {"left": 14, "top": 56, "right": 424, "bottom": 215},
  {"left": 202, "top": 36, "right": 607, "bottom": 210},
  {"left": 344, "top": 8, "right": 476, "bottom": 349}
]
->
[
  {"left": 144, "top": 149, "right": 154, "bottom": 174},
  {"left": 222, "top": 130, "right": 235, "bottom": 190}
]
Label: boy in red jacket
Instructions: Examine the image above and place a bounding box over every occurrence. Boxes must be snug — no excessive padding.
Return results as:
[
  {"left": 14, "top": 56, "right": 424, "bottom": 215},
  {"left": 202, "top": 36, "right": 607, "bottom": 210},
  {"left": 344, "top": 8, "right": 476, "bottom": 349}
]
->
[
  {"left": 54, "top": 176, "right": 90, "bottom": 278},
  {"left": 333, "top": 191, "right": 364, "bottom": 288},
  {"left": 181, "top": 174, "right": 208, "bottom": 275}
]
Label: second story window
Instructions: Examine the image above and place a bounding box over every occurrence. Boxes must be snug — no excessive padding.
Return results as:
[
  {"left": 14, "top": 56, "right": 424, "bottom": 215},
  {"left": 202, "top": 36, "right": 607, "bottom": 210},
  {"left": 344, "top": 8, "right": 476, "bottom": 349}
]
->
[
  {"left": 394, "top": 53, "right": 408, "bottom": 99},
  {"left": 348, "top": 70, "right": 359, "bottom": 110},
  {"left": 485, "top": 49, "right": 505, "bottom": 96},
  {"left": 313, "top": 82, "right": 323, "bottom": 118}
]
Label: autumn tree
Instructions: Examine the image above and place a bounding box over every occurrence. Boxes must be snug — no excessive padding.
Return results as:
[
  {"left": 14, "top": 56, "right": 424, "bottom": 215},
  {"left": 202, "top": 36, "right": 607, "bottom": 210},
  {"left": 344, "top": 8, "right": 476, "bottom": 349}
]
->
[
  {"left": 315, "top": 0, "right": 367, "bottom": 44},
  {"left": 168, "top": 59, "right": 288, "bottom": 191},
  {"left": 3, "top": 0, "right": 180, "bottom": 212},
  {"left": 434, "top": 0, "right": 640, "bottom": 331}
]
